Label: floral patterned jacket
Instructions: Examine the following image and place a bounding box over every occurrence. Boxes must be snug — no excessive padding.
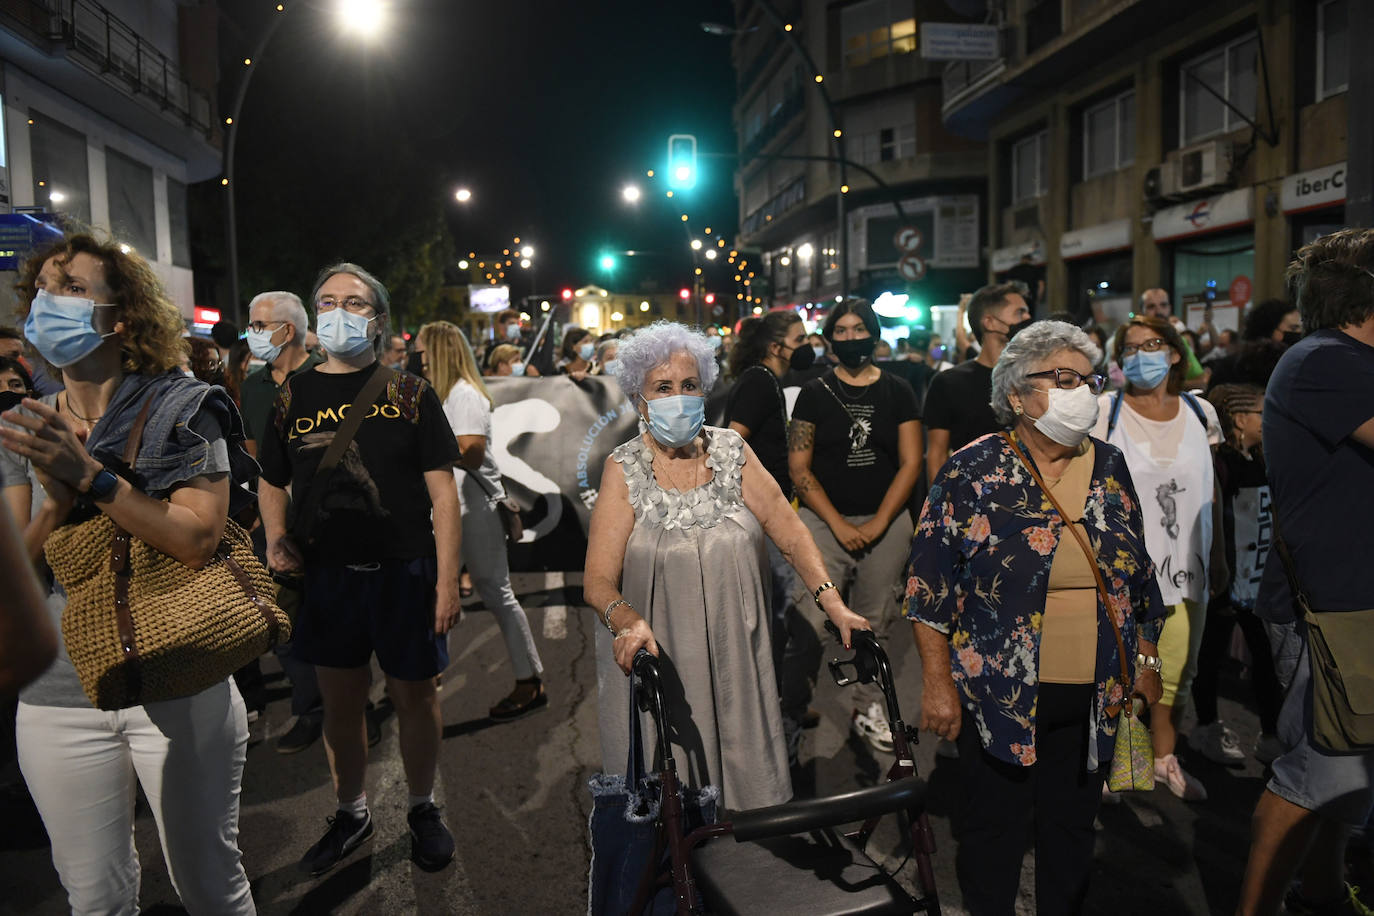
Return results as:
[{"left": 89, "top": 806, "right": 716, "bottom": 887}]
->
[{"left": 903, "top": 433, "right": 1166, "bottom": 768}]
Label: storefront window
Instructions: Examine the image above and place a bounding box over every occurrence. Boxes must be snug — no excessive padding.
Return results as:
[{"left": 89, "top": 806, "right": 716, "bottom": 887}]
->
[
  {"left": 1172, "top": 232, "right": 1255, "bottom": 328},
  {"left": 29, "top": 112, "right": 91, "bottom": 225},
  {"left": 1068, "top": 252, "right": 1133, "bottom": 330}
]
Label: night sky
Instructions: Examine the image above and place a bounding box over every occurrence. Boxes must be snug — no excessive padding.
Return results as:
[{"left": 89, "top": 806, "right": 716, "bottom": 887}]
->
[{"left": 221, "top": 0, "right": 740, "bottom": 310}]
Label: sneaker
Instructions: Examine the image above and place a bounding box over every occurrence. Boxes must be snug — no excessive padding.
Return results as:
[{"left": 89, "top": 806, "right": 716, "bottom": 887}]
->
[
  {"left": 1255, "top": 732, "right": 1285, "bottom": 765},
  {"left": 1188, "top": 721, "right": 1245, "bottom": 765},
  {"left": 1154, "top": 753, "right": 1208, "bottom": 802},
  {"left": 935, "top": 738, "right": 960, "bottom": 760},
  {"left": 407, "top": 802, "right": 455, "bottom": 872},
  {"left": 276, "top": 715, "right": 322, "bottom": 755},
  {"left": 851, "top": 702, "right": 894, "bottom": 754},
  {"left": 299, "top": 809, "right": 373, "bottom": 876}
]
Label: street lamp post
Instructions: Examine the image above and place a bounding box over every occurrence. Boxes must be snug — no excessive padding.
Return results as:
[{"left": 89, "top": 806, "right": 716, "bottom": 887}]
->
[{"left": 222, "top": 0, "right": 388, "bottom": 325}]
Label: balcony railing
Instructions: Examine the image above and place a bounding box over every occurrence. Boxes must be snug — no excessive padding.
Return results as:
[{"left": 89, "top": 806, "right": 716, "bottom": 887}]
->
[
  {"left": 741, "top": 175, "right": 805, "bottom": 237},
  {"left": 740, "top": 88, "right": 804, "bottom": 163},
  {"left": 941, "top": 56, "right": 1007, "bottom": 113},
  {"left": 0, "top": 0, "right": 214, "bottom": 136}
]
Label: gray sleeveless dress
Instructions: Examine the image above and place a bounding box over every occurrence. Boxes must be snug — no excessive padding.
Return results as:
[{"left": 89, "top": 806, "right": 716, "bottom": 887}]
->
[{"left": 595, "top": 426, "right": 792, "bottom": 811}]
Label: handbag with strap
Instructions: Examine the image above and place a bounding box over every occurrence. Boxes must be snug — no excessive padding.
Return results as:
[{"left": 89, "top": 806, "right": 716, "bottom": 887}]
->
[
  {"left": 46, "top": 395, "right": 292, "bottom": 710},
  {"left": 1271, "top": 515, "right": 1374, "bottom": 753},
  {"left": 466, "top": 466, "right": 524, "bottom": 546},
  {"left": 1003, "top": 431, "right": 1154, "bottom": 790}
]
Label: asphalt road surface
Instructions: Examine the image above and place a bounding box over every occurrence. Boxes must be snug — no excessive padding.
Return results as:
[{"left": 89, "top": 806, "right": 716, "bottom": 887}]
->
[{"left": 1, "top": 573, "right": 1288, "bottom": 914}]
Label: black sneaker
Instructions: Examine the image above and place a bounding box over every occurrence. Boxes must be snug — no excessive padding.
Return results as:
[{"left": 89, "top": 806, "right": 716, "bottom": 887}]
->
[
  {"left": 407, "top": 802, "right": 454, "bottom": 872},
  {"left": 299, "top": 809, "right": 373, "bottom": 876},
  {"left": 276, "top": 715, "right": 322, "bottom": 755}
]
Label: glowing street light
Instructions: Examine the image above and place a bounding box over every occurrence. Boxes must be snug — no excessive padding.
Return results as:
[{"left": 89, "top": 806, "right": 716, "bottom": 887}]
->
[
  {"left": 704, "top": 249, "right": 717, "bottom": 260},
  {"left": 454, "top": 187, "right": 472, "bottom": 203},
  {"left": 690, "top": 238, "right": 703, "bottom": 250},
  {"left": 520, "top": 245, "right": 534, "bottom": 258},
  {"left": 622, "top": 184, "right": 641, "bottom": 203},
  {"left": 520, "top": 258, "right": 531, "bottom": 269},
  {"left": 337, "top": 0, "right": 387, "bottom": 38},
  {"left": 457, "top": 259, "right": 469, "bottom": 269}
]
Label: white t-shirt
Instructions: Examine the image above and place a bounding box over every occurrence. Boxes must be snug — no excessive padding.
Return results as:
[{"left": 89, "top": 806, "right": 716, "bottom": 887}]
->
[{"left": 440, "top": 379, "right": 505, "bottom": 509}]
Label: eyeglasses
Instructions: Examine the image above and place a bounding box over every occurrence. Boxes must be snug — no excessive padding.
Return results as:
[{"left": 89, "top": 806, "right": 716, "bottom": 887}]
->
[
  {"left": 316, "top": 296, "right": 375, "bottom": 316},
  {"left": 246, "top": 320, "right": 286, "bottom": 333},
  {"left": 1119, "top": 337, "right": 1169, "bottom": 358},
  {"left": 1026, "top": 368, "right": 1107, "bottom": 395}
]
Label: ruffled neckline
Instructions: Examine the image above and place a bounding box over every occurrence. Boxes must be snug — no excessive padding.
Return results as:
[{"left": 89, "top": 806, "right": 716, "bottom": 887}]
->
[{"left": 613, "top": 427, "right": 746, "bottom": 531}]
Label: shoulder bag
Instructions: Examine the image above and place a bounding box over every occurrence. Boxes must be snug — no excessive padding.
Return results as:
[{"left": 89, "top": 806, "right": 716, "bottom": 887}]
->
[
  {"left": 46, "top": 396, "right": 292, "bottom": 710},
  {"left": 466, "top": 467, "right": 523, "bottom": 546},
  {"left": 1003, "top": 431, "right": 1154, "bottom": 790},
  {"left": 1271, "top": 514, "right": 1374, "bottom": 753}
]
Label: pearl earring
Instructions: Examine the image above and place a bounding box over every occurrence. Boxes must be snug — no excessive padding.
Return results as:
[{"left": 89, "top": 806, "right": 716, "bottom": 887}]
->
[{"left": 1013, "top": 404, "right": 1023, "bottom": 416}]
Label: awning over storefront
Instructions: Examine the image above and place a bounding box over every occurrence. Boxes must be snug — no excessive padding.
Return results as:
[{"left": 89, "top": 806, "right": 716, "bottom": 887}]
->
[
  {"left": 1152, "top": 188, "right": 1254, "bottom": 242},
  {"left": 991, "top": 241, "right": 1045, "bottom": 273},
  {"left": 1060, "top": 219, "right": 1132, "bottom": 260},
  {"left": 1281, "top": 162, "right": 1346, "bottom": 215}
]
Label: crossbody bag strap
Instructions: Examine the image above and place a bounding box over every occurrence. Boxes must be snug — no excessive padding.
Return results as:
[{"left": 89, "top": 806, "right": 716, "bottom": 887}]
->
[
  {"left": 1268, "top": 511, "right": 1314, "bottom": 619},
  {"left": 1002, "top": 431, "right": 1133, "bottom": 715},
  {"left": 109, "top": 395, "right": 157, "bottom": 703},
  {"left": 291, "top": 365, "right": 396, "bottom": 541}
]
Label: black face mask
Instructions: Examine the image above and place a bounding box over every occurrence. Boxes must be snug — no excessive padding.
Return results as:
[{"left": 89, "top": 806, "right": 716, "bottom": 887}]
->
[
  {"left": 406, "top": 351, "right": 425, "bottom": 376},
  {"left": 786, "top": 340, "right": 816, "bottom": 371},
  {"left": 0, "top": 390, "right": 24, "bottom": 414},
  {"left": 989, "top": 317, "right": 1034, "bottom": 341},
  {"left": 832, "top": 337, "right": 876, "bottom": 370},
  {"left": 1281, "top": 330, "right": 1303, "bottom": 347}
]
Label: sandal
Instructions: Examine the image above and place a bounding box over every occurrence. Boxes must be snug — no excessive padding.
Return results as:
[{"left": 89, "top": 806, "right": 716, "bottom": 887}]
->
[{"left": 489, "top": 677, "right": 548, "bottom": 721}]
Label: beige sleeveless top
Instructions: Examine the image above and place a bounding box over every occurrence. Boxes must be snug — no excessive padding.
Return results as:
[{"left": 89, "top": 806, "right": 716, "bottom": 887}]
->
[{"left": 1038, "top": 442, "right": 1099, "bottom": 685}]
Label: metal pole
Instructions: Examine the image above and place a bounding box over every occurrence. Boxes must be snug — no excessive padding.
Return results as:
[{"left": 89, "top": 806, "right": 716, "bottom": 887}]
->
[
  {"left": 224, "top": 8, "right": 288, "bottom": 326},
  {"left": 1348, "top": 1, "right": 1374, "bottom": 227}
]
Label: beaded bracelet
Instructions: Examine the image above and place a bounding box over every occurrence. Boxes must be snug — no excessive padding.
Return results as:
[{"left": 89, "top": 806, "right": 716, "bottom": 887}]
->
[{"left": 603, "top": 598, "right": 633, "bottom": 634}]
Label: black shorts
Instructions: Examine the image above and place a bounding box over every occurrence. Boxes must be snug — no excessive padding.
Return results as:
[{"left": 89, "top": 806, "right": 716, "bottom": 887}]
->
[{"left": 293, "top": 557, "right": 447, "bottom": 681}]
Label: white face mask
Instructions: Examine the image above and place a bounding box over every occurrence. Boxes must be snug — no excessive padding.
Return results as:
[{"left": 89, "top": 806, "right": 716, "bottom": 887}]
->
[{"left": 1026, "top": 385, "right": 1100, "bottom": 448}]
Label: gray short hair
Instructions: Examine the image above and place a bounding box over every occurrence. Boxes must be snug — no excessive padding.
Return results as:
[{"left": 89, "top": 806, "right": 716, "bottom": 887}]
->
[
  {"left": 989, "top": 320, "right": 1103, "bottom": 427},
  {"left": 615, "top": 321, "right": 719, "bottom": 402},
  {"left": 248, "top": 291, "right": 308, "bottom": 337},
  {"left": 310, "top": 262, "right": 390, "bottom": 317}
]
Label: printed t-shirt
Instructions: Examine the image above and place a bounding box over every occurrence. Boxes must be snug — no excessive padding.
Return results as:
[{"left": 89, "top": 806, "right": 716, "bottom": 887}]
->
[
  {"left": 258, "top": 363, "right": 459, "bottom": 564},
  {"left": 790, "top": 369, "right": 919, "bottom": 516}
]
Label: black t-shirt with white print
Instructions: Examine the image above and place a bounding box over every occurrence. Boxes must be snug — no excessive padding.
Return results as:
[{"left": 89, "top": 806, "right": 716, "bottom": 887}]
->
[
  {"left": 791, "top": 368, "right": 920, "bottom": 516},
  {"left": 258, "top": 362, "right": 459, "bottom": 564}
]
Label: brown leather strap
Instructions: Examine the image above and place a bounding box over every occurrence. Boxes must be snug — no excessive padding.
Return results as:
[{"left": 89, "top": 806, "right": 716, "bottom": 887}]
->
[
  {"left": 221, "top": 542, "right": 282, "bottom": 646},
  {"left": 1003, "top": 431, "right": 1133, "bottom": 716}
]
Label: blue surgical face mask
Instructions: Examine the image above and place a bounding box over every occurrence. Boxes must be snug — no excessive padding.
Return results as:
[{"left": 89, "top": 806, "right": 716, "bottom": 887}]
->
[
  {"left": 812, "top": 345, "right": 825, "bottom": 360},
  {"left": 708, "top": 336, "right": 723, "bottom": 352},
  {"left": 505, "top": 323, "right": 521, "bottom": 341},
  {"left": 578, "top": 342, "right": 596, "bottom": 361},
  {"left": 23, "top": 289, "right": 118, "bottom": 367},
  {"left": 641, "top": 393, "right": 705, "bottom": 448},
  {"left": 316, "top": 308, "right": 376, "bottom": 358},
  {"left": 509, "top": 361, "right": 526, "bottom": 377},
  {"left": 603, "top": 358, "right": 622, "bottom": 376},
  {"left": 1122, "top": 350, "right": 1171, "bottom": 390},
  {"left": 245, "top": 325, "right": 286, "bottom": 364}
]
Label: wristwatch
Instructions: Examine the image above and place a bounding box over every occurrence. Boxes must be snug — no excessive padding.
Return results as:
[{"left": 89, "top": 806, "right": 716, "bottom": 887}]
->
[
  {"left": 1135, "top": 653, "right": 1163, "bottom": 674},
  {"left": 81, "top": 467, "right": 120, "bottom": 503}
]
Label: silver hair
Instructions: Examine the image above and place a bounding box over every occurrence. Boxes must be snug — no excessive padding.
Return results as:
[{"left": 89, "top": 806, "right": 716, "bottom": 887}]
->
[
  {"left": 595, "top": 337, "right": 619, "bottom": 361},
  {"left": 310, "top": 262, "right": 390, "bottom": 316},
  {"left": 615, "top": 321, "right": 719, "bottom": 402},
  {"left": 989, "top": 320, "right": 1103, "bottom": 427},
  {"left": 248, "top": 291, "right": 308, "bottom": 337}
]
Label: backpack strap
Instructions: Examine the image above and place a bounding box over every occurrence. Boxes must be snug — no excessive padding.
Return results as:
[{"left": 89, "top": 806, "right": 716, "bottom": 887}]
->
[
  {"left": 1180, "top": 391, "right": 1209, "bottom": 432},
  {"left": 1106, "top": 390, "right": 1124, "bottom": 439}
]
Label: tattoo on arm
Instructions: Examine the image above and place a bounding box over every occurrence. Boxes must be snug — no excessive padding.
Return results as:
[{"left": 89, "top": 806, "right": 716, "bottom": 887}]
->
[
  {"left": 789, "top": 420, "right": 815, "bottom": 452},
  {"left": 793, "top": 472, "right": 817, "bottom": 495}
]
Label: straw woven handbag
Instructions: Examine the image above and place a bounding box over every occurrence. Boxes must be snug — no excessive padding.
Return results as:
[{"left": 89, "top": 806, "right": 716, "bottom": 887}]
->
[{"left": 46, "top": 396, "right": 290, "bottom": 710}]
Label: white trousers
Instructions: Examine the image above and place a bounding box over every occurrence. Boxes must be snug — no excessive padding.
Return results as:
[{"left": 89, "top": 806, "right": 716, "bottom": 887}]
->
[
  {"left": 17, "top": 679, "right": 255, "bottom": 916},
  {"left": 462, "top": 480, "right": 543, "bottom": 680}
]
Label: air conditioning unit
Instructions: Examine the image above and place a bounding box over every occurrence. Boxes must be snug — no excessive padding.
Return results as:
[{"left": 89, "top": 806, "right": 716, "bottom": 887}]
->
[
  {"left": 1176, "top": 140, "right": 1234, "bottom": 194},
  {"left": 1144, "top": 162, "right": 1178, "bottom": 203}
]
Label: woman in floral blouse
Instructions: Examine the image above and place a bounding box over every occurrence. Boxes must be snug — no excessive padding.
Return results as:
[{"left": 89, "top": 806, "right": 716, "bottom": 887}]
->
[{"left": 904, "top": 320, "right": 1166, "bottom": 915}]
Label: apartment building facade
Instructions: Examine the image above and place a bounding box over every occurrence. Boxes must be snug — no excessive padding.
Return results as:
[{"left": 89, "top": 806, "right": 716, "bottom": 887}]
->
[
  {"left": 946, "top": 0, "right": 1352, "bottom": 332},
  {"left": 0, "top": 0, "right": 219, "bottom": 320}
]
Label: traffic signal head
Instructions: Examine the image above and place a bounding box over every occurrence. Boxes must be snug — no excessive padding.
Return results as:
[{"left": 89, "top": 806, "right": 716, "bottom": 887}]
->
[
  {"left": 678, "top": 287, "right": 691, "bottom": 301},
  {"left": 561, "top": 287, "right": 573, "bottom": 301},
  {"left": 599, "top": 253, "right": 616, "bottom": 272},
  {"left": 704, "top": 292, "right": 715, "bottom": 305},
  {"left": 667, "top": 134, "right": 697, "bottom": 190}
]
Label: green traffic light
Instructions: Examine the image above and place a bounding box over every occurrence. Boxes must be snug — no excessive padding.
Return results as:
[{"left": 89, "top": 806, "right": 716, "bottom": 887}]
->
[{"left": 599, "top": 254, "right": 616, "bottom": 271}]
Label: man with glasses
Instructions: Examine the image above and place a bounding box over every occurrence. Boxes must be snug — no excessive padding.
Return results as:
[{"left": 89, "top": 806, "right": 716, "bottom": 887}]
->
[
  {"left": 240, "top": 291, "right": 327, "bottom": 752},
  {"left": 257, "top": 263, "right": 463, "bottom": 877},
  {"left": 382, "top": 333, "right": 408, "bottom": 371}
]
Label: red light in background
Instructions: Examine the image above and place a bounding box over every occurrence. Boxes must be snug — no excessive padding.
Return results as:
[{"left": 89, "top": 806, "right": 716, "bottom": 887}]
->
[
  {"left": 678, "top": 288, "right": 691, "bottom": 300},
  {"left": 704, "top": 293, "right": 715, "bottom": 305},
  {"left": 193, "top": 306, "right": 221, "bottom": 325},
  {"left": 561, "top": 288, "right": 573, "bottom": 301}
]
